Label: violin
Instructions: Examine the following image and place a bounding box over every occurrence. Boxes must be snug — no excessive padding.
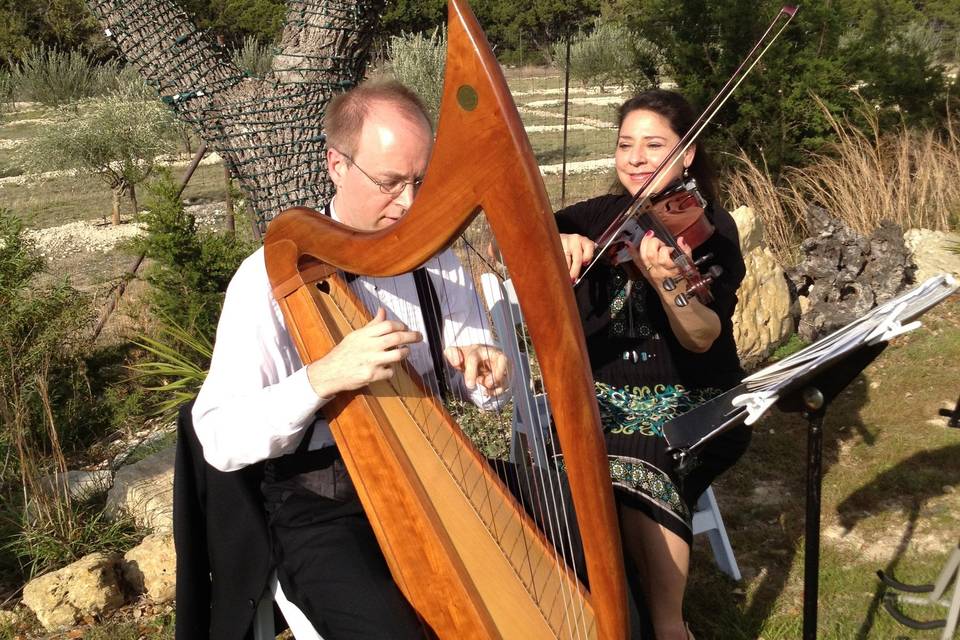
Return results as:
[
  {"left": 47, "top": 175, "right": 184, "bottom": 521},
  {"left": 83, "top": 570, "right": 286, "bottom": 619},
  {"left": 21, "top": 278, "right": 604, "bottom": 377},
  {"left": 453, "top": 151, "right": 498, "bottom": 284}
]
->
[
  {"left": 597, "top": 176, "right": 722, "bottom": 307},
  {"left": 574, "top": 4, "right": 798, "bottom": 307}
]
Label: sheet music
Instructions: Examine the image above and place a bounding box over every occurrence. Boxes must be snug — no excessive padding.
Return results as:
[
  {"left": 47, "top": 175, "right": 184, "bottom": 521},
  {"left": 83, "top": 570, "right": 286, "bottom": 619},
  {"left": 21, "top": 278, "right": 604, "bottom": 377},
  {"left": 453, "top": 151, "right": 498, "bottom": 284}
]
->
[{"left": 732, "top": 274, "right": 958, "bottom": 425}]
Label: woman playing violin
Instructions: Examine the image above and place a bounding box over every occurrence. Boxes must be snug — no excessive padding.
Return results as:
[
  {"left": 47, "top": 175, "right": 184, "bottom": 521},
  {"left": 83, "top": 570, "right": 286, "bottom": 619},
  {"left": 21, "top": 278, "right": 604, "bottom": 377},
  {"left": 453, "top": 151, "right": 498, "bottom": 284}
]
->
[{"left": 557, "top": 89, "right": 751, "bottom": 640}]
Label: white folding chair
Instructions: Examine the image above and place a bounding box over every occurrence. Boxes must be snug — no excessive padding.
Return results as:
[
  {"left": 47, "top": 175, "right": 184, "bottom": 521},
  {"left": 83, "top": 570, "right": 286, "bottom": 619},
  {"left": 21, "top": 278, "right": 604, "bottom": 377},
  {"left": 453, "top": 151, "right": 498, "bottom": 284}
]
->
[
  {"left": 253, "top": 571, "right": 324, "bottom": 640},
  {"left": 479, "top": 273, "right": 741, "bottom": 581}
]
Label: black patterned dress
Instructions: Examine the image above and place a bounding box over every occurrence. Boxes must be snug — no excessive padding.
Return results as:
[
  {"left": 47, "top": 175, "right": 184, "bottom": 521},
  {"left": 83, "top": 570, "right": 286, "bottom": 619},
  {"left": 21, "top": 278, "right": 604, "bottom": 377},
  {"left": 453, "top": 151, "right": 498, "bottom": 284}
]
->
[{"left": 555, "top": 194, "right": 751, "bottom": 544}]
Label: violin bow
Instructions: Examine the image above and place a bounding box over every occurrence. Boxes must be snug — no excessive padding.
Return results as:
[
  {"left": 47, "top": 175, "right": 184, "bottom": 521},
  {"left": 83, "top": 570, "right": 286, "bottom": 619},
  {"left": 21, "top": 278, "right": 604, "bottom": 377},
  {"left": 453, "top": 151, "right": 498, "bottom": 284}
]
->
[{"left": 574, "top": 4, "right": 798, "bottom": 287}]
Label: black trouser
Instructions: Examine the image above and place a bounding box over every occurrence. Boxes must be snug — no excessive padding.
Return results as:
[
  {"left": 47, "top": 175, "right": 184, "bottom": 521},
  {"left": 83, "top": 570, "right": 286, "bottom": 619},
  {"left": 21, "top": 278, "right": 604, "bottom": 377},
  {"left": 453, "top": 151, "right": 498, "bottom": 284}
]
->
[{"left": 263, "top": 447, "right": 427, "bottom": 640}]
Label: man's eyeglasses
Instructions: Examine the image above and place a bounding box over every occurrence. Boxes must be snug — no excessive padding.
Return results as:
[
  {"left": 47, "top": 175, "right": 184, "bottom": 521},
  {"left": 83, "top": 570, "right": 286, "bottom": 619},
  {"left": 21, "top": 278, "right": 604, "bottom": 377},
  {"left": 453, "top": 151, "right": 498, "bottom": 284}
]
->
[{"left": 334, "top": 148, "right": 424, "bottom": 196}]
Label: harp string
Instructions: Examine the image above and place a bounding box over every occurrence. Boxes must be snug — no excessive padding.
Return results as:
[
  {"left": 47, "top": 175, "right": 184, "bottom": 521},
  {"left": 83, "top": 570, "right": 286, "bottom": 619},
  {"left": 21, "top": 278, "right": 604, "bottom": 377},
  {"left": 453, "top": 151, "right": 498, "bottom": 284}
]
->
[
  {"left": 452, "top": 217, "right": 591, "bottom": 636},
  {"left": 473, "top": 240, "right": 590, "bottom": 638},
  {"left": 330, "top": 225, "right": 593, "bottom": 637}
]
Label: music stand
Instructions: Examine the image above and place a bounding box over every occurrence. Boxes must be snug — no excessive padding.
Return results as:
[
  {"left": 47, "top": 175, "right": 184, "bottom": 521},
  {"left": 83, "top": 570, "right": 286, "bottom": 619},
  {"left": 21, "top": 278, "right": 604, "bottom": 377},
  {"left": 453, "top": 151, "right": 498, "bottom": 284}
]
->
[{"left": 663, "top": 274, "right": 959, "bottom": 640}]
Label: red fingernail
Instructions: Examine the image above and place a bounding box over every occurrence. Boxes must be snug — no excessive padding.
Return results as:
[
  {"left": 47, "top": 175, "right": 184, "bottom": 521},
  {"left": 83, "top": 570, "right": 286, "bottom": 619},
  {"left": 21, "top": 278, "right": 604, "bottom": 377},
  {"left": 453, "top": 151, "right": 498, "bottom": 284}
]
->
[{"left": 645, "top": 230, "right": 654, "bottom": 237}]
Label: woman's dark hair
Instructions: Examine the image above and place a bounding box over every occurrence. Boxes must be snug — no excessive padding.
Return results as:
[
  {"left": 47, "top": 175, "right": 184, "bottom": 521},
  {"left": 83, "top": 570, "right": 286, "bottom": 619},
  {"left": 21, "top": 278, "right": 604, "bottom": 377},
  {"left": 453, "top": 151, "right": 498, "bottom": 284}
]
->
[{"left": 612, "top": 89, "right": 718, "bottom": 204}]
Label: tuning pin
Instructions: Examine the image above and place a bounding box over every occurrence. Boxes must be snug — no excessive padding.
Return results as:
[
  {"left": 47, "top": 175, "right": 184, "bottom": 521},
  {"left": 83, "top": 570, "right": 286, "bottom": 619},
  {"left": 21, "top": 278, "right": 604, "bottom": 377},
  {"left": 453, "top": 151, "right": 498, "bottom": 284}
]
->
[
  {"left": 693, "top": 252, "right": 715, "bottom": 267},
  {"left": 662, "top": 277, "right": 677, "bottom": 292},
  {"left": 674, "top": 293, "right": 689, "bottom": 307},
  {"left": 704, "top": 265, "right": 723, "bottom": 283}
]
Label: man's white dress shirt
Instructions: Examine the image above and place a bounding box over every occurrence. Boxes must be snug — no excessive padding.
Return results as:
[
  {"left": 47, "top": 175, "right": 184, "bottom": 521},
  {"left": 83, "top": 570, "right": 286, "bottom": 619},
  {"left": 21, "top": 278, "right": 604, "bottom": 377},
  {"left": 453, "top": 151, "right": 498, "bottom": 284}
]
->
[{"left": 193, "top": 225, "right": 501, "bottom": 472}]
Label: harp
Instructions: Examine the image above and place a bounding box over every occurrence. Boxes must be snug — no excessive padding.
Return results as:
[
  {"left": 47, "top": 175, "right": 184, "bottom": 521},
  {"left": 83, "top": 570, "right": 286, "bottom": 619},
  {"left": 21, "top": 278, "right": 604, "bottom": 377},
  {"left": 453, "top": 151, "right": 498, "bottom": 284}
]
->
[{"left": 263, "top": 0, "right": 628, "bottom": 637}]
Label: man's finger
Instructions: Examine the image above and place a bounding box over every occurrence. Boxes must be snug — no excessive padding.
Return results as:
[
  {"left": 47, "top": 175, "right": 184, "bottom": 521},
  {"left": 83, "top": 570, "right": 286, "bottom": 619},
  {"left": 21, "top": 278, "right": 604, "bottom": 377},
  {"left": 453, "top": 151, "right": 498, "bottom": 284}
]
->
[
  {"left": 443, "top": 346, "right": 465, "bottom": 370},
  {"left": 463, "top": 349, "right": 480, "bottom": 389}
]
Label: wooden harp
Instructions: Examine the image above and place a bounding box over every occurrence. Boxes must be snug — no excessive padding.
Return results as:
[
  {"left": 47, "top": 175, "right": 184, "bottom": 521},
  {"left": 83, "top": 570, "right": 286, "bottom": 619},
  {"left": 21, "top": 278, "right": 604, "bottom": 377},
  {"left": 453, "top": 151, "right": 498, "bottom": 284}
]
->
[{"left": 263, "top": 0, "right": 628, "bottom": 637}]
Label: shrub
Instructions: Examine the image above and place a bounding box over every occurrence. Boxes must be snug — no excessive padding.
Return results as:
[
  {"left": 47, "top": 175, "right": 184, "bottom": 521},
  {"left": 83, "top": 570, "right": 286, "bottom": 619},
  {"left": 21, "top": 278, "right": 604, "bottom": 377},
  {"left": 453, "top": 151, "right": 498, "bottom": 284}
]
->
[
  {"left": 231, "top": 35, "right": 274, "bottom": 79},
  {"left": 20, "top": 87, "right": 178, "bottom": 224},
  {"left": 134, "top": 171, "right": 255, "bottom": 346},
  {"left": 0, "top": 209, "right": 94, "bottom": 486},
  {"left": 387, "top": 26, "right": 446, "bottom": 123},
  {"left": 0, "top": 70, "right": 12, "bottom": 110},
  {"left": 10, "top": 45, "right": 115, "bottom": 106},
  {"left": 552, "top": 20, "right": 662, "bottom": 92}
]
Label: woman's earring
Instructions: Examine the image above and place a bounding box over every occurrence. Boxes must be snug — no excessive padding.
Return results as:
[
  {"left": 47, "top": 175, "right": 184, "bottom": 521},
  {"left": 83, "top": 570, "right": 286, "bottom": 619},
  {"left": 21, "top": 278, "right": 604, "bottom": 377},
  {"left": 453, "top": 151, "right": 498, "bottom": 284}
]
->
[{"left": 683, "top": 166, "right": 689, "bottom": 179}]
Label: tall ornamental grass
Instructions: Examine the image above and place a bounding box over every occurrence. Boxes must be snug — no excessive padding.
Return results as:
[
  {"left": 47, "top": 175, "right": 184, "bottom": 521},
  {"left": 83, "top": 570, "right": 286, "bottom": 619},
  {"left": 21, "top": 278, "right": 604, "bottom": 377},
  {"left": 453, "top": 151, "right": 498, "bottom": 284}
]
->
[
  {"left": 231, "top": 36, "right": 275, "bottom": 79},
  {"left": 725, "top": 98, "right": 960, "bottom": 265},
  {"left": 11, "top": 45, "right": 118, "bottom": 106}
]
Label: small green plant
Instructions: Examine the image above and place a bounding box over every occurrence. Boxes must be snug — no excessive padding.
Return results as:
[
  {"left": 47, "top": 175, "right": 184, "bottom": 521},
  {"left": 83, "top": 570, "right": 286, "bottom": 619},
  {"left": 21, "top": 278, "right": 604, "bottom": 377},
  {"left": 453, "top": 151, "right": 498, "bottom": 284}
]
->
[
  {"left": 767, "top": 334, "right": 809, "bottom": 364},
  {"left": 387, "top": 26, "right": 447, "bottom": 123},
  {"left": 10, "top": 45, "right": 115, "bottom": 106},
  {"left": 2, "top": 494, "right": 142, "bottom": 580},
  {"left": 129, "top": 316, "right": 213, "bottom": 419},
  {"left": 231, "top": 35, "right": 274, "bottom": 79}
]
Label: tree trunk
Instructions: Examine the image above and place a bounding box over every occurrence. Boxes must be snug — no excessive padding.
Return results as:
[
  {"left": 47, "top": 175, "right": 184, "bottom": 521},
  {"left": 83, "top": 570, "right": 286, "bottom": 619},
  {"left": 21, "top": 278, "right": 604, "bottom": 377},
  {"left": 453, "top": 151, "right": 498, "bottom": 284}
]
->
[
  {"left": 223, "top": 162, "right": 235, "bottom": 234},
  {"left": 111, "top": 187, "right": 122, "bottom": 226},
  {"left": 128, "top": 183, "right": 139, "bottom": 220},
  {"left": 85, "top": 0, "right": 386, "bottom": 230}
]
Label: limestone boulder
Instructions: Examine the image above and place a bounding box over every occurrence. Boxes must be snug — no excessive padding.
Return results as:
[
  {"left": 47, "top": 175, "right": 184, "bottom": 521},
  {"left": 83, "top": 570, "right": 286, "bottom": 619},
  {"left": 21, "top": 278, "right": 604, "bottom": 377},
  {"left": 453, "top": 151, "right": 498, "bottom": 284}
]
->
[
  {"left": 787, "top": 207, "right": 912, "bottom": 343},
  {"left": 903, "top": 228, "right": 960, "bottom": 283},
  {"left": 38, "top": 470, "right": 113, "bottom": 502},
  {"left": 122, "top": 533, "right": 176, "bottom": 603},
  {"left": 21, "top": 552, "right": 125, "bottom": 631},
  {"left": 729, "top": 206, "right": 794, "bottom": 368},
  {"left": 105, "top": 445, "right": 174, "bottom": 533}
]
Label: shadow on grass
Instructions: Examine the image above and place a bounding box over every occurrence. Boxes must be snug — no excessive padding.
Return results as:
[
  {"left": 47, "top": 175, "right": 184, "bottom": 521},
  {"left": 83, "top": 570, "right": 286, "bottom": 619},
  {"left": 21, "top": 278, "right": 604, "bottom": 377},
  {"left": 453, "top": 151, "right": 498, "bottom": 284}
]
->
[
  {"left": 687, "top": 370, "right": 878, "bottom": 639},
  {"left": 836, "top": 442, "right": 960, "bottom": 639}
]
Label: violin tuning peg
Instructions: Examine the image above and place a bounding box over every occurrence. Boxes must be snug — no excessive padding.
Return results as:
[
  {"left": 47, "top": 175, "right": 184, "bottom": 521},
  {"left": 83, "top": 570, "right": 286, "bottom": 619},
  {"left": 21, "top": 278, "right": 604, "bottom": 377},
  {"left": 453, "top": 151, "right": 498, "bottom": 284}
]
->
[
  {"left": 693, "top": 252, "right": 715, "bottom": 267},
  {"left": 704, "top": 265, "right": 723, "bottom": 283},
  {"left": 674, "top": 293, "right": 689, "bottom": 307},
  {"left": 662, "top": 277, "right": 677, "bottom": 292}
]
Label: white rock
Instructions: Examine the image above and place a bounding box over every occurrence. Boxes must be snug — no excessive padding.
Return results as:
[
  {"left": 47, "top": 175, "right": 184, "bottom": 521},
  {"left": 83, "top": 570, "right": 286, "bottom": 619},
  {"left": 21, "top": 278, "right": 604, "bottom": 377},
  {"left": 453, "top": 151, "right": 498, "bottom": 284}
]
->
[
  {"left": 903, "top": 228, "right": 960, "bottom": 282},
  {"left": 122, "top": 533, "right": 175, "bottom": 603},
  {"left": 106, "top": 445, "right": 174, "bottom": 534},
  {"left": 21, "top": 552, "right": 125, "bottom": 631},
  {"left": 729, "top": 205, "right": 794, "bottom": 367}
]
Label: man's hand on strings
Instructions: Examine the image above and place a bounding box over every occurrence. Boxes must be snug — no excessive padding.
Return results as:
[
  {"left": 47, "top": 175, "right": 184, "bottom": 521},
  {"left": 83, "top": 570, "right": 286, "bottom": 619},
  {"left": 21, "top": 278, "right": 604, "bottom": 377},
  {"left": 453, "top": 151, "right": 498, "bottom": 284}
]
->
[
  {"left": 443, "top": 344, "right": 510, "bottom": 396},
  {"left": 559, "top": 233, "right": 596, "bottom": 282},
  {"left": 307, "top": 308, "right": 422, "bottom": 398}
]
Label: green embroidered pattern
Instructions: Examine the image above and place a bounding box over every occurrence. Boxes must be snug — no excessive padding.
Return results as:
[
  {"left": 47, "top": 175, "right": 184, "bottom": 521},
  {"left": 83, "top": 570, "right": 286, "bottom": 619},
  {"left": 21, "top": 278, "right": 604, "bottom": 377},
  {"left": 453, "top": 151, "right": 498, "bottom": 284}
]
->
[
  {"left": 596, "top": 382, "right": 721, "bottom": 436},
  {"left": 555, "top": 454, "right": 689, "bottom": 522},
  {"left": 608, "top": 269, "right": 654, "bottom": 339},
  {"left": 608, "top": 456, "right": 689, "bottom": 521}
]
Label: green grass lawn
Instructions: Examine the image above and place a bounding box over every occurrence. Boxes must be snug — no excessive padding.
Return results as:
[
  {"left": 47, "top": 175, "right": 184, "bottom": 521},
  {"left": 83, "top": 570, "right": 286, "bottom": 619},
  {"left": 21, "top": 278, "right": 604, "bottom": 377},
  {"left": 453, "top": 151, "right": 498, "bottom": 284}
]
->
[{"left": 686, "top": 296, "right": 960, "bottom": 639}]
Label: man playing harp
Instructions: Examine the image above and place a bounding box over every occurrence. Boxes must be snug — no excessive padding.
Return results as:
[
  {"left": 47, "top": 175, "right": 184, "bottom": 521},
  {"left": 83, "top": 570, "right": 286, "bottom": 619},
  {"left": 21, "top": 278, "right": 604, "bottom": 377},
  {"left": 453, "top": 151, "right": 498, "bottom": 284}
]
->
[{"left": 192, "top": 80, "right": 510, "bottom": 639}]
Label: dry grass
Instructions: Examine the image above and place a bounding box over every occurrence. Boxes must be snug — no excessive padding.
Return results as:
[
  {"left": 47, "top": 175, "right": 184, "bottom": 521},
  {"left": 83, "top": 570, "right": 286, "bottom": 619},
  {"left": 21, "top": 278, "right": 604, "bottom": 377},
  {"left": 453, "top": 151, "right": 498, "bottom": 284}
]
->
[{"left": 725, "top": 98, "right": 960, "bottom": 265}]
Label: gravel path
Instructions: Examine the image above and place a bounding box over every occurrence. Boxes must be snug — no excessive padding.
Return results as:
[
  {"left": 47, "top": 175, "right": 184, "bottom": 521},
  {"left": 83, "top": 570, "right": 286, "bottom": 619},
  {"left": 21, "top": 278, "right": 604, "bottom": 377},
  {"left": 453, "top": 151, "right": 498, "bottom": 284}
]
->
[{"left": 25, "top": 203, "right": 229, "bottom": 260}]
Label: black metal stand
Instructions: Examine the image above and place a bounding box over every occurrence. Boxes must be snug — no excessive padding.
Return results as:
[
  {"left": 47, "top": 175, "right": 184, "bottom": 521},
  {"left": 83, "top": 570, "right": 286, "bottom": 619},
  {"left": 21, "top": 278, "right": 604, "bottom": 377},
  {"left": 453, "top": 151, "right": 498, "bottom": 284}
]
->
[
  {"left": 801, "top": 391, "right": 826, "bottom": 640},
  {"left": 774, "top": 342, "right": 887, "bottom": 640}
]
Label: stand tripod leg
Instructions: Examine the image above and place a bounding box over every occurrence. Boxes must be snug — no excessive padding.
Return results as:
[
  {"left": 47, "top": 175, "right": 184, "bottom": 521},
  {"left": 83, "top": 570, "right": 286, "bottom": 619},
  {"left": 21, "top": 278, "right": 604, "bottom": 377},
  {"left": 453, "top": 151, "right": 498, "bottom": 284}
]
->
[
  {"left": 803, "top": 405, "right": 826, "bottom": 640},
  {"left": 931, "top": 546, "right": 960, "bottom": 602},
  {"left": 942, "top": 579, "right": 960, "bottom": 640}
]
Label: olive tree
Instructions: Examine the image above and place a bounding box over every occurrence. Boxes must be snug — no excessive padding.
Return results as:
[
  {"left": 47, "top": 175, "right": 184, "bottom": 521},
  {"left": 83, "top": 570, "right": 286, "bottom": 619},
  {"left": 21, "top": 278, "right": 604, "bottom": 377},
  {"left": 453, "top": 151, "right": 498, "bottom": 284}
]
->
[{"left": 22, "top": 88, "right": 176, "bottom": 224}]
